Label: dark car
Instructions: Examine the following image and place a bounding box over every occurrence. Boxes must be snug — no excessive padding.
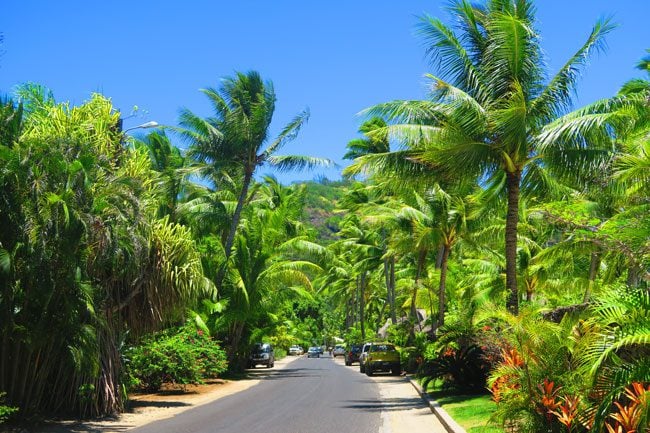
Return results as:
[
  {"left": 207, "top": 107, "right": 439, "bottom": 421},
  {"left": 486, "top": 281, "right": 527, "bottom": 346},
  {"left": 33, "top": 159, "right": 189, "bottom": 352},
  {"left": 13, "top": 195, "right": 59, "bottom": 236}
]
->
[
  {"left": 248, "top": 343, "right": 275, "bottom": 368},
  {"left": 344, "top": 344, "right": 363, "bottom": 366},
  {"left": 307, "top": 347, "right": 320, "bottom": 358}
]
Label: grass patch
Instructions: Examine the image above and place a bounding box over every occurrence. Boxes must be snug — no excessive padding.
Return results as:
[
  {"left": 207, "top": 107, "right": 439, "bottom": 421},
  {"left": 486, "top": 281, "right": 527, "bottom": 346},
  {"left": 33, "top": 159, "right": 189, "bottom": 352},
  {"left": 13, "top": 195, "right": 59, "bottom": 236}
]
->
[{"left": 418, "top": 379, "right": 503, "bottom": 433}]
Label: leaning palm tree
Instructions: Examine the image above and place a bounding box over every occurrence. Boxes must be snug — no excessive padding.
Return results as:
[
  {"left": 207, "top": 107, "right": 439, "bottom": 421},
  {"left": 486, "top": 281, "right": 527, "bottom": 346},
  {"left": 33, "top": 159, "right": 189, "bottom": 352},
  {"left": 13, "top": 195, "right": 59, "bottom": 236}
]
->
[
  {"left": 356, "top": 0, "right": 620, "bottom": 314},
  {"left": 176, "top": 71, "right": 330, "bottom": 289}
]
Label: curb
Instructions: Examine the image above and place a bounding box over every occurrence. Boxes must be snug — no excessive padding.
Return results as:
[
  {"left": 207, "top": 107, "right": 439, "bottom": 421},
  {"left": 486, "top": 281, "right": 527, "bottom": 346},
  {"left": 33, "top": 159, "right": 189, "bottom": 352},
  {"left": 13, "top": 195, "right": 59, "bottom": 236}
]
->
[{"left": 408, "top": 378, "right": 467, "bottom": 433}]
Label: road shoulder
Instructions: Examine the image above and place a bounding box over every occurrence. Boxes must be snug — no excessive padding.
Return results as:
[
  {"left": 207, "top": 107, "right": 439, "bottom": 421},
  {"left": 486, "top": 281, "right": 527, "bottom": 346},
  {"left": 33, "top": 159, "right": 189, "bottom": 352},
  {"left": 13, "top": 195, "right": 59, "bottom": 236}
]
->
[{"left": 30, "top": 356, "right": 301, "bottom": 433}]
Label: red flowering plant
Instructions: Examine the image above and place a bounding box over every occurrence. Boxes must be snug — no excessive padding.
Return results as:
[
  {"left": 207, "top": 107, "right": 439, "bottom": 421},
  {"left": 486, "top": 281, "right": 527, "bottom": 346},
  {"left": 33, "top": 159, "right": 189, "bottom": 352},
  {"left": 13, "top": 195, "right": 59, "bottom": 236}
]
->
[
  {"left": 604, "top": 383, "right": 650, "bottom": 433},
  {"left": 537, "top": 379, "right": 563, "bottom": 422}
]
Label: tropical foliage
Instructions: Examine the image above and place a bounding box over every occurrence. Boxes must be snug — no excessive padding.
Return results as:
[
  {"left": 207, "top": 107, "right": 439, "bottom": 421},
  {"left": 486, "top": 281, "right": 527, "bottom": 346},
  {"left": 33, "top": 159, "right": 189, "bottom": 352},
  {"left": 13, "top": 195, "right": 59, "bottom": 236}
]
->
[{"left": 1, "top": 1, "right": 648, "bottom": 431}]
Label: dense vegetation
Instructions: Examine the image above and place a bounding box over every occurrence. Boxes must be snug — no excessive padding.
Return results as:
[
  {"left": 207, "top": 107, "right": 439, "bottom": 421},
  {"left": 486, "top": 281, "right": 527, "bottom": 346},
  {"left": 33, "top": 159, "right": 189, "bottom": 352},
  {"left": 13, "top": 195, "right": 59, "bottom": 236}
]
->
[{"left": 0, "top": 1, "right": 648, "bottom": 432}]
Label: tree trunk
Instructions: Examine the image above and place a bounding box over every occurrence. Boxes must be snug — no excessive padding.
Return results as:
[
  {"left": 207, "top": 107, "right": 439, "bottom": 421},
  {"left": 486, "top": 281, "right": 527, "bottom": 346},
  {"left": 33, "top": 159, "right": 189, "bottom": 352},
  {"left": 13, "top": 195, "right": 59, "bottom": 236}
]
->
[
  {"left": 626, "top": 264, "right": 641, "bottom": 288},
  {"left": 360, "top": 271, "right": 366, "bottom": 341},
  {"left": 389, "top": 257, "right": 397, "bottom": 325},
  {"left": 384, "top": 257, "right": 397, "bottom": 325},
  {"left": 505, "top": 170, "right": 521, "bottom": 315},
  {"left": 215, "top": 169, "right": 253, "bottom": 291},
  {"left": 411, "top": 250, "right": 427, "bottom": 330},
  {"left": 435, "top": 245, "right": 445, "bottom": 269},
  {"left": 437, "top": 244, "right": 450, "bottom": 329},
  {"left": 583, "top": 251, "right": 601, "bottom": 302}
]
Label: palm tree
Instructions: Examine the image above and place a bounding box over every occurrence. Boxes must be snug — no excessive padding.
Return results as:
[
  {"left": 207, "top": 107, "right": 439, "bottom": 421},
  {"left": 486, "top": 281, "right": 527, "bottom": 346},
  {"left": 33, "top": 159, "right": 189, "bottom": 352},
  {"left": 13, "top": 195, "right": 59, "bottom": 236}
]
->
[
  {"left": 614, "top": 51, "right": 650, "bottom": 194},
  {"left": 343, "top": 117, "right": 390, "bottom": 160},
  {"left": 217, "top": 179, "right": 322, "bottom": 369},
  {"left": 405, "top": 186, "right": 469, "bottom": 328},
  {"left": 360, "top": 0, "right": 617, "bottom": 314},
  {"left": 134, "top": 130, "right": 187, "bottom": 221},
  {"left": 176, "top": 71, "right": 330, "bottom": 290}
]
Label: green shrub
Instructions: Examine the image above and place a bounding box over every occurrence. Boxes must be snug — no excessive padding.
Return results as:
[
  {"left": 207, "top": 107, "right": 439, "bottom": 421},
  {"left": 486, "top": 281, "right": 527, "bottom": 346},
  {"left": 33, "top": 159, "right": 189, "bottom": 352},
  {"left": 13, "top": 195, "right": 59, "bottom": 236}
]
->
[
  {"left": 419, "top": 344, "right": 490, "bottom": 392},
  {"left": 0, "top": 392, "right": 18, "bottom": 423},
  {"left": 125, "top": 326, "right": 227, "bottom": 392}
]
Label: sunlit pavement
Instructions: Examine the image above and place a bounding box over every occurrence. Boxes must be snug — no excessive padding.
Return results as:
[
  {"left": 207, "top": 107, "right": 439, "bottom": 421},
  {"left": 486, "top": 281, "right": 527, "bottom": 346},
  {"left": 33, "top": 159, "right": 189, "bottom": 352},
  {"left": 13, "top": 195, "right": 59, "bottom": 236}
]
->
[{"left": 331, "top": 355, "right": 447, "bottom": 433}]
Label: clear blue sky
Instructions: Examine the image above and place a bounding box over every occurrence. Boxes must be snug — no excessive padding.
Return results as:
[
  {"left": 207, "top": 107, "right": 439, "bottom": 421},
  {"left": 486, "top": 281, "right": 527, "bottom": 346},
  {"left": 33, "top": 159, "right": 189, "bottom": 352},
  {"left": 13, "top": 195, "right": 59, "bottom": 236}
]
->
[{"left": 2, "top": 1, "right": 649, "bottom": 183}]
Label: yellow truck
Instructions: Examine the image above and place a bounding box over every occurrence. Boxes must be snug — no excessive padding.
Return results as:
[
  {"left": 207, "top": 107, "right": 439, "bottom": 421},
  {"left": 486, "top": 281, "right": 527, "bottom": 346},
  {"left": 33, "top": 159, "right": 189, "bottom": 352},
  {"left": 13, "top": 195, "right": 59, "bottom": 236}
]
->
[{"left": 364, "top": 343, "right": 401, "bottom": 376}]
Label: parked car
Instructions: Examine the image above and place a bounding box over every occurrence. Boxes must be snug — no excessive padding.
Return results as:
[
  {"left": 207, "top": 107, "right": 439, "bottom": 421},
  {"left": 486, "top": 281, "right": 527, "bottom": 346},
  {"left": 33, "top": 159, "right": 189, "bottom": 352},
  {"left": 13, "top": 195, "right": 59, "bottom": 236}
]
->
[
  {"left": 364, "top": 343, "right": 401, "bottom": 376},
  {"left": 332, "top": 345, "right": 346, "bottom": 357},
  {"left": 317, "top": 346, "right": 324, "bottom": 354},
  {"left": 344, "top": 344, "right": 363, "bottom": 366},
  {"left": 359, "top": 343, "right": 372, "bottom": 373},
  {"left": 307, "top": 347, "right": 320, "bottom": 358},
  {"left": 289, "top": 345, "right": 304, "bottom": 356},
  {"left": 248, "top": 343, "right": 275, "bottom": 368}
]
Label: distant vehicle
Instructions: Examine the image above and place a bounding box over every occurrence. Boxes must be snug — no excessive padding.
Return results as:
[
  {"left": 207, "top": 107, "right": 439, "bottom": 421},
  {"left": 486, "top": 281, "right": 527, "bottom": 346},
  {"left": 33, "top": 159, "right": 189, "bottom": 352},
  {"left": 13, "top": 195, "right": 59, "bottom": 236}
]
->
[
  {"left": 332, "top": 345, "right": 346, "bottom": 357},
  {"left": 359, "top": 343, "right": 372, "bottom": 373},
  {"left": 344, "top": 344, "right": 363, "bottom": 366},
  {"left": 249, "top": 343, "right": 275, "bottom": 368},
  {"left": 317, "top": 346, "right": 324, "bottom": 354},
  {"left": 364, "top": 343, "right": 401, "bottom": 376},
  {"left": 289, "top": 345, "right": 304, "bottom": 356},
  {"left": 307, "top": 347, "right": 320, "bottom": 358}
]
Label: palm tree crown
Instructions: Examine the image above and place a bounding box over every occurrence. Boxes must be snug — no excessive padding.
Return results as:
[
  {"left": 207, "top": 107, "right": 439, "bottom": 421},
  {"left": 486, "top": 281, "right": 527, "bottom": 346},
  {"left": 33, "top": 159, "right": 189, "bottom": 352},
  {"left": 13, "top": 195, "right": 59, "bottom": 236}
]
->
[
  {"left": 361, "top": 0, "right": 618, "bottom": 314},
  {"left": 177, "top": 71, "right": 330, "bottom": 289}
]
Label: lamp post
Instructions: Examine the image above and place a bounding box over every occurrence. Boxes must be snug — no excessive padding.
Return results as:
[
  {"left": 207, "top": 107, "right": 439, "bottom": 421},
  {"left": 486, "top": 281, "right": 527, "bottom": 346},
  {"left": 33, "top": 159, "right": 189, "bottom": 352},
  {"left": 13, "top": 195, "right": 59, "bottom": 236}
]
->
[{"left": 123, "top": 121, "right": 159, "bottom": 134}]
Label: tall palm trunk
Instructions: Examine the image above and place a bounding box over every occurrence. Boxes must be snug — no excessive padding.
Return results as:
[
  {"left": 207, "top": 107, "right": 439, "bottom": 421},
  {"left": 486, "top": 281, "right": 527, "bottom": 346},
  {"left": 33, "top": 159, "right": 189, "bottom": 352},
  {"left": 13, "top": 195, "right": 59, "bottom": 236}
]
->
[
  {"left": 505, "top": 170, "right": 521, "bottom": 315},
  {"left": 384, "top": 257, "right": 397, "bottom": 325},
  {"left": 437, "top": 244, "right": 450, "bottom": 328},
  {"left": 216, "top": 169, "right": 253, "bottom": 290},
  {"left": 411, "top": 250, "right": 427, "bottom": 330},
  {"left": 389, "top": 257, "right": 396, "bottom": 324},
  {"left": 359, "top": 271, "right": 366, "bottom": 340},
  {"left": 228, "top": 321, "right": 247, "bottom": 370}
]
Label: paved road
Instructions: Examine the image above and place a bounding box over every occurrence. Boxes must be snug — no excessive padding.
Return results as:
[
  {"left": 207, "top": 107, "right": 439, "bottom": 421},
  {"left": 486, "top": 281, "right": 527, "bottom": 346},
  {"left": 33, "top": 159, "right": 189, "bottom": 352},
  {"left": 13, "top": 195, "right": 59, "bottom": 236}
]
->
[{"left": 131, "top": 353, "right": 386, "bottom": 433}]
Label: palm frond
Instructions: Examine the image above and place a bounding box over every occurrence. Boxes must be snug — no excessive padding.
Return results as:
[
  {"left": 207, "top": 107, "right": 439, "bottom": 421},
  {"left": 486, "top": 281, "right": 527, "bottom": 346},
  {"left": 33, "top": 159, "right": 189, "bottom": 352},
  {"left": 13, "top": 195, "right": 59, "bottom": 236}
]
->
[{"left": 266, "top": 155, "right": 333, "bottom": 172}]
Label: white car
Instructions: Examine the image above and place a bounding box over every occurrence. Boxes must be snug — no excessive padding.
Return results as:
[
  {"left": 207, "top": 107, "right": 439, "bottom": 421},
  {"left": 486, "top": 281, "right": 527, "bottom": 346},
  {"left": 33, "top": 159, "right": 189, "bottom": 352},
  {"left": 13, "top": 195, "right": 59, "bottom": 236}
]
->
[
  {"left": 289, "top": 345, "right": 304, "bottom": 356},
  {"left": 332, "top": 345, "right": 346, "bottom": 357}
]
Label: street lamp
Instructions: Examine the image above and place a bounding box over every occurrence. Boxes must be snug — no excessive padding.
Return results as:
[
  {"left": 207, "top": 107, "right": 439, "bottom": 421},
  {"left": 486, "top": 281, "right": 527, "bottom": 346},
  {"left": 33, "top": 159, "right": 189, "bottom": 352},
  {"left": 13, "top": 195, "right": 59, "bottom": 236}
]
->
[{"left": 123, "top": 121, "right": 159, "bottom": 134}]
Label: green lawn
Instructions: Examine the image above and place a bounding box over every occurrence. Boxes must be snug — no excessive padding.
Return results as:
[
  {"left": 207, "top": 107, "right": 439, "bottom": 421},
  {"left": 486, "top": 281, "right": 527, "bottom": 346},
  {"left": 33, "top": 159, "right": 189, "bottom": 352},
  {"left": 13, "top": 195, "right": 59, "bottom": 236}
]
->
[{"left": 422, "top": 380, "right": 503, "bottom": 433}]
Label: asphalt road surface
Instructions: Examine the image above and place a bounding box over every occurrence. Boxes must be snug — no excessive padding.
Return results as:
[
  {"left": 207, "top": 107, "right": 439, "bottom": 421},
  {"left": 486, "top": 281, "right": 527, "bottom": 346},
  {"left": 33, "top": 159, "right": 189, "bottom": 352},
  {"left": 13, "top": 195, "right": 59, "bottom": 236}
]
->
[{"left": 131, "top": 353, "right": 386, "bottom": 433}]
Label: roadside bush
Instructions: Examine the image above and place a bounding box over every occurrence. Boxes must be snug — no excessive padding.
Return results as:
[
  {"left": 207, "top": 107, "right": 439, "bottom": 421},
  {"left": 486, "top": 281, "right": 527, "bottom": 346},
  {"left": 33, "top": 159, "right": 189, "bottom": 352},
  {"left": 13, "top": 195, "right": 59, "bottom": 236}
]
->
[
  {"left": 0, "top": 392, "right": 18, "bottom": 423},
  {"left": 125, "top": 326, "right": 227, "bottom": 392},
  {"left": 400, "top": 347, "right": 422, "bottom": 373},
  {"left": 419, "top": 344, "right": 490, "bottom": 393}
]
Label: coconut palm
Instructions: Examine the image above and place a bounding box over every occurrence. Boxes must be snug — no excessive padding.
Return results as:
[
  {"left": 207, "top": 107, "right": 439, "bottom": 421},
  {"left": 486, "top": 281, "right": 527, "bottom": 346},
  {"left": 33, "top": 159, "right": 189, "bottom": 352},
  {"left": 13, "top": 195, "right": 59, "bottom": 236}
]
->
[
  {"left": 217, "top": 179, "right": 322, "bottom": 368},
  {"left": 134, "top": 130, "right": 187, "bottom": 221},
  {"left": 403, "top": 185, "right": 470, "bottom": 328},
  {"left": 343, "top": 117, "right": 390, "bottom": 160},
  {"left": 358, "top": 0, "right": 617, "bottom": 314},
  {"left": 176, "top": 71, "right": 330, "bottom": 290}
]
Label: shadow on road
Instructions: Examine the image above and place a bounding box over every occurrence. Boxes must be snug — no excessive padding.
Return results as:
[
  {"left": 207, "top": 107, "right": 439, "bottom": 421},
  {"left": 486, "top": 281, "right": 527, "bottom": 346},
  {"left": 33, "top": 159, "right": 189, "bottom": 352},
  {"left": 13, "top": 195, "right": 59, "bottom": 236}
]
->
[
  {"left": 339, "top": 397, "right": 426, "bottom": 412},
  {"left": 244, "top": 367, "right": 324, "bottom": 380}
]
